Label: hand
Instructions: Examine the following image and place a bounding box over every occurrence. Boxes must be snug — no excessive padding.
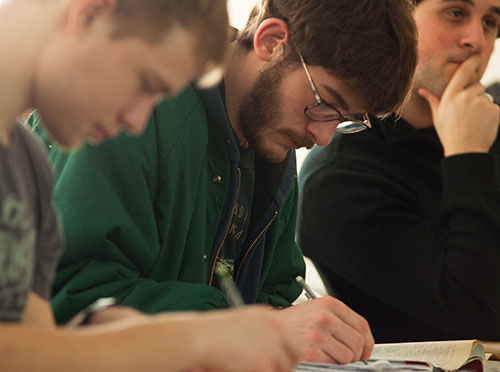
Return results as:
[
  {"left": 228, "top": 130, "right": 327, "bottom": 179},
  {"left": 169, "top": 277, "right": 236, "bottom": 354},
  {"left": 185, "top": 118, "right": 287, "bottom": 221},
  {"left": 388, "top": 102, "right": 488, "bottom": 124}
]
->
[
  {"left": 190, "top": 306, "right": 302, "bottom": 372},
  {"left": 418, "top": 55, "right": 500, "bottom": 157},
  {"left": 279, "top": 296, "right": 373, "bottom": 364}
]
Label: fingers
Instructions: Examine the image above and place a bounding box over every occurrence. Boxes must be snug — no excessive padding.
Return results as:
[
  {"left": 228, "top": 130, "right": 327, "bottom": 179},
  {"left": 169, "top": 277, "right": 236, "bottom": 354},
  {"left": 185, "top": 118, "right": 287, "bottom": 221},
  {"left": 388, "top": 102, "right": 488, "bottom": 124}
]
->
[
  {"left": 419, "top": 81, "right": 487, "bottom": 120},
  {"left": 418, "top": 52, "right": 499, "bottom": 156},
  {"left": 444, "top": 54, "right": 483, "bottom": 95},
  {"left": 483, "top": 92, "right": 494, "bottom": 103},
  {"left": 301, "top": 330, "right": 362, "bottom": 364},
  {"left": 317, "top": 297, "right": 374, "bottom": 361},
  {"left": 467, "top": 82, "right": 488, "bottom": 98},
  {"left": 284, "top": 296, "right": 374, "bottom": 364}
]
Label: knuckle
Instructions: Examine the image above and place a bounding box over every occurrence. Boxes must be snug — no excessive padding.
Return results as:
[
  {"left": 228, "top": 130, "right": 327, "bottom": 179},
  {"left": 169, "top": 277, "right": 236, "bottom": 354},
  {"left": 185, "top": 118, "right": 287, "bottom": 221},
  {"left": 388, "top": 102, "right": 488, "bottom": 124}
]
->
[{"left": 313, "top": 311, "right": 332, "bottom": 327}]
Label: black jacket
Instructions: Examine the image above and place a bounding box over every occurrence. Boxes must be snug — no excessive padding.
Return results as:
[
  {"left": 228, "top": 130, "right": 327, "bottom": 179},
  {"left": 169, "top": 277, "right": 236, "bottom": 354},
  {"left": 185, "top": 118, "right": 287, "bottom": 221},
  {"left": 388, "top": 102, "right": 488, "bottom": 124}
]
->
[{"left": 298, "top": 115, "right": 500, "bottom": 342}]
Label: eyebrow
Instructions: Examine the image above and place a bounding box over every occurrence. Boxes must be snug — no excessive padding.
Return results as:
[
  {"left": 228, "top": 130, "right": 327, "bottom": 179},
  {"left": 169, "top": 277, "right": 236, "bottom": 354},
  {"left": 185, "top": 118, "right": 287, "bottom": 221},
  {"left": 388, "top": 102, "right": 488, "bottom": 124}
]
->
[
  {"left": 323, "top": 85, "right": 350, "bottom": 112},
  {"left": 440, "top": 0, "right": 500, "bottom": 17},
  {"left": 492, "top": 5, "right": 500, "bottom": 17}
]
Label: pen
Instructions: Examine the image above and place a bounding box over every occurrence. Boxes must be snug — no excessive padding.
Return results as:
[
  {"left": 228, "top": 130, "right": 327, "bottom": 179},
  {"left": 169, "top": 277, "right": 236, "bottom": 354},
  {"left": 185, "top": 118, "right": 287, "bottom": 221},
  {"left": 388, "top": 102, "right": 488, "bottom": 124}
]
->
[
  {"left": 295, "top": 275, "right": 317, "bottom": 300},
  {"left": 215, "top": 262, "right": 245, "bottom": 307}
]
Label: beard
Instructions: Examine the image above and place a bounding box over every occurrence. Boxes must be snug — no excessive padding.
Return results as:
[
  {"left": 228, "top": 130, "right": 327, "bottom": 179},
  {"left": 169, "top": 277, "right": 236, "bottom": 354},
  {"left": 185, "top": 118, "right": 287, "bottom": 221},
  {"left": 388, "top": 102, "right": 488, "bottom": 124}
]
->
[{"left": 238, "top": 60, "right": 314, "bottom": 163}]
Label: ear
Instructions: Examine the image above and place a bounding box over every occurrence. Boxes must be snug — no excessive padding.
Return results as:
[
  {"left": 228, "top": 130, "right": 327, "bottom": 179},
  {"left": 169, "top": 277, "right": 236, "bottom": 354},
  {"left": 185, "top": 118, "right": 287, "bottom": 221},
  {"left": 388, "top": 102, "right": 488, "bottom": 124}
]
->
[
  {"left": 253, "top": 18, "right": 290, "bottom": 62},
  {"left": 64, "top": 0, "right": 118, "bottom": 36}
]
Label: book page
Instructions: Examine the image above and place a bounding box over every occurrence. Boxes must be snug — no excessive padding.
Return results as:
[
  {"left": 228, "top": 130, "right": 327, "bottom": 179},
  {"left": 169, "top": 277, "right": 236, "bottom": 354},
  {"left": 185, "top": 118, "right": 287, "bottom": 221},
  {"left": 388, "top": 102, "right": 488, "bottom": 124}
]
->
[
  {"left": 294, "top": 360, "right": 437, "bottom": 372},
  {"left": 485, "top": 353, "right": 500, "bottom": 372},
  {"left": 371, "top": 340, "right": 482, "bottom": 371}
]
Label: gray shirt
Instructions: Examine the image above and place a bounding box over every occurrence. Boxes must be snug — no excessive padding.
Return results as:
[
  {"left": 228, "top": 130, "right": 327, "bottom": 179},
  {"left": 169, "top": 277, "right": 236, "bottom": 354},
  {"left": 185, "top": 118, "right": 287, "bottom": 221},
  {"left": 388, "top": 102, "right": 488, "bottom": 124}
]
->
[{"left": 0, "top": 120, "right": 62, "bottom": 322}]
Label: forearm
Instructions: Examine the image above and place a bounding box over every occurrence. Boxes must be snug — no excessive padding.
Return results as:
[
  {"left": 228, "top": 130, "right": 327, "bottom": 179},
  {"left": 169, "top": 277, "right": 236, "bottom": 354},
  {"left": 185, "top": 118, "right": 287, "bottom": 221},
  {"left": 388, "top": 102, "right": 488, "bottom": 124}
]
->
[
  {"left": 0, "top": 316, "right": 201, "bottom": 372},
  {"left": 440, "top": 153, "right": 500, "bottom": 255},
  {"left": 2, "top": 307, "right": 303, "bottom": 372}
]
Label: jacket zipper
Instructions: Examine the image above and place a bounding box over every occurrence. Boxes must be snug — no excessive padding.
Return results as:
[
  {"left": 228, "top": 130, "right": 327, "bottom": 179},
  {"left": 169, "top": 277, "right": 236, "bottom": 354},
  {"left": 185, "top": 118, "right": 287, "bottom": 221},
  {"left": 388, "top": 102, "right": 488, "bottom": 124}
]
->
[
  {"left": 235, "top": 211, "right": 278, "bottom": 283},
  {"left": 208, "top": 168, "right": 242, "bottom": 286}
]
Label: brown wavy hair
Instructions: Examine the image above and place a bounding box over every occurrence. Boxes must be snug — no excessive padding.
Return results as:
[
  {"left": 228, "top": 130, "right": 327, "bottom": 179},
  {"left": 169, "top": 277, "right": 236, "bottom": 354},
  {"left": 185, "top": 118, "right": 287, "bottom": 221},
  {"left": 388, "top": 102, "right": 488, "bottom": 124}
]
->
[{"left": 237, "top": 0, "right": 418, "bottom": 116}]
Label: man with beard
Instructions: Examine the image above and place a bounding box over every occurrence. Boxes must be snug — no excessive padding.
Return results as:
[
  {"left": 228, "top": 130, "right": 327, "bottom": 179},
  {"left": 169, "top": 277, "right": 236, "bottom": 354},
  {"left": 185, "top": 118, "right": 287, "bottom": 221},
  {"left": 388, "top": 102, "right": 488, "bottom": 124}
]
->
[
  {"left": 298, "top": 0, "right": 500, "bottom": 343},
  {"left": 32, "top": 0, "right": 418, "bottom": 363}
]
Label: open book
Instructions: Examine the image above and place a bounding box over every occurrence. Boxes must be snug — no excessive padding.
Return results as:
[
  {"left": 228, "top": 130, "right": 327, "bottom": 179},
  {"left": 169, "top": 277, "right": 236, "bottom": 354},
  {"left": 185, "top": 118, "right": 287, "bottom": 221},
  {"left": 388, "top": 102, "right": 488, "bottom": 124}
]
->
[
  {"left": 294, "top": 340, "right": 500, "bottom": 372},
  {"left": 371, "top": 340, "right": 500, "bottom": 372},
  {"left": 295, "top": 360, "right": 440, "bottom": 372}
]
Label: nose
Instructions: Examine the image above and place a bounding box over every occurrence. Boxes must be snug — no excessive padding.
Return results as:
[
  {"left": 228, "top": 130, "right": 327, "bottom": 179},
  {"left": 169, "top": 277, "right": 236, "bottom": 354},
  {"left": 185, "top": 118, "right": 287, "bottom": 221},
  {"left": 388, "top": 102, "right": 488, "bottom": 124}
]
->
[
  {"left": 305, "top": 121, "right": 337, "bottom": 147},
  {"left": 118, "top": 96, "right": 158, "bottom": 136},
  {"left": 459, "top": 18, "right": 486, "bottom": 52}
]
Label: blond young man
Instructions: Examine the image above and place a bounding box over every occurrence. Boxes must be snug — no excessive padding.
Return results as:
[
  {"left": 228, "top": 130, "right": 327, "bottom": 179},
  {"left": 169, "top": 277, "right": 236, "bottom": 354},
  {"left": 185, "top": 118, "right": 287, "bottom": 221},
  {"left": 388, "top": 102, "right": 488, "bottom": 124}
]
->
[{"left": 0, "top": 0, "right": 303, "bottom": 371}]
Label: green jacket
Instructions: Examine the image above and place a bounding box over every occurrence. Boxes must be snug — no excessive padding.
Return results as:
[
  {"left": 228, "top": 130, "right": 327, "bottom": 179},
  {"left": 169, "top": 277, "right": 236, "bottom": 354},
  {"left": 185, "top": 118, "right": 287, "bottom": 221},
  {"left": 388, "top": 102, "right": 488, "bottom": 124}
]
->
[{"left": 30, "top": 85, "right": 305, "bottom": 323}]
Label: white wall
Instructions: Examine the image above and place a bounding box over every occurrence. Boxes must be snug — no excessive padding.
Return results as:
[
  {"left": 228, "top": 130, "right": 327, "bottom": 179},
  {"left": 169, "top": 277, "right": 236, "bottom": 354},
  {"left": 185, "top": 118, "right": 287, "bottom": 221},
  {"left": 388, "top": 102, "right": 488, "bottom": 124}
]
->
[
  {"left": 483, "top": 39, "right": 500, "bottom": 86},
  {"left": 228, "top": 0, "right": 257, "bottom": 29}
]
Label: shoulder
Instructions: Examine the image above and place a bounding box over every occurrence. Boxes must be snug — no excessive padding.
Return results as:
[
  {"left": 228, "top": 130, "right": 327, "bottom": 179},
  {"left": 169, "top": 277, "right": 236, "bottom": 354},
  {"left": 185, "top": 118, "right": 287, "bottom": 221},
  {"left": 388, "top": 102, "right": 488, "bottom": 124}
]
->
[
  {"left": 149, "top": 85, "right": 211, "bottom": 155},
  {"left": 154, "top": 85, "right": 207, "bottom": 133},
  {"left": 14, "top": 121, "right": 54, "bottom": 187}
]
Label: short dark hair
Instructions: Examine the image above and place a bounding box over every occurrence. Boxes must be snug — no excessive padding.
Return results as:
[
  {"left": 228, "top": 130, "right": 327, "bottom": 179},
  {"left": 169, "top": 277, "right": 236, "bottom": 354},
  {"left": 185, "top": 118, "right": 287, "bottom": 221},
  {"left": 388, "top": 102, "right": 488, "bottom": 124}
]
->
[
  {"left": 111, "top": 0, "right": 229, "bottom": 81},
  {"left": 237, "top": 0, "right": 418, "bottom": 116}
]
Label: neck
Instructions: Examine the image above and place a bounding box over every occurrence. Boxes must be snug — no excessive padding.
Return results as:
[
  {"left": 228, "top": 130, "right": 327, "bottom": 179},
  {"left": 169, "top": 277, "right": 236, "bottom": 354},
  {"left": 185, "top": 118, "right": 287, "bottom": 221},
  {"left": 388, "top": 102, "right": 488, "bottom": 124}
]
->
[
  {"left": 400, "top": 88, "right": 434, "bottom": 129},
  {"left": 224, "top": 43, "right": 264, "bottom": 147},
  {"left": 0, "top": 0, "right": 58, "bottom": 145}
]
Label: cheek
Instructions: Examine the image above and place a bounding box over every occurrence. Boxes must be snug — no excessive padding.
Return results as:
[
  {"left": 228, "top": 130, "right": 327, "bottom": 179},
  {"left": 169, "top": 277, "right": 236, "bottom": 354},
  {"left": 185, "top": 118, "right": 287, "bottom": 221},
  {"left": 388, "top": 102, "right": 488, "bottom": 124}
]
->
[
  {"left": 279, "top": 90, "right": 308, "bottom": 122},
  {"left": 418, "top": 34, "right": 449, "bottom": 64}
]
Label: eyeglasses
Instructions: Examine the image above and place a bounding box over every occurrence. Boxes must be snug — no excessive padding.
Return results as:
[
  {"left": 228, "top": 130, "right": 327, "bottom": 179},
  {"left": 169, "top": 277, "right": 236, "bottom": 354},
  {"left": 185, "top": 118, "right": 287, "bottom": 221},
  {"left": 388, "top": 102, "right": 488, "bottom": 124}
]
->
[{"left": 298, "top": 52, "right": 371, "bottom": 134}]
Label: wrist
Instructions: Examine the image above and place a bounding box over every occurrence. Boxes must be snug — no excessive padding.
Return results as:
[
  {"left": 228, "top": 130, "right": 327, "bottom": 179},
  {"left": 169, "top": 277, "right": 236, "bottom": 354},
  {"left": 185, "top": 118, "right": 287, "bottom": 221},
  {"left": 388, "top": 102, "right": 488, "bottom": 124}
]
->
[
  {"left": 444, "top": 146, "right": 490, "bottom": 157},
  {"left": 185, "top": 313, "right": 217, "bottom": 368}
]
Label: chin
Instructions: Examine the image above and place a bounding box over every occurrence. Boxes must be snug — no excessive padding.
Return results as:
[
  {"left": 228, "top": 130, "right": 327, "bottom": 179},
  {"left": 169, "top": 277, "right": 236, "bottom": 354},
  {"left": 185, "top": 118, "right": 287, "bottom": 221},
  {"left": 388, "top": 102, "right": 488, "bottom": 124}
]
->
[{"left": 50, "top": 131, "right": 83, "bottom": 151}]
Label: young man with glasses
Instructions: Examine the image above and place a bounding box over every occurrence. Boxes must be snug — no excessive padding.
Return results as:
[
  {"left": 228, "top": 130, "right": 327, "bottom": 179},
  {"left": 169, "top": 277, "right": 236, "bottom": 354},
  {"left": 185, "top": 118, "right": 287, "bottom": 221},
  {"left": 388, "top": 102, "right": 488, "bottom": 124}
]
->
[
  {"left": 298, "top": 0, "right": 500, "bottom": 343},
  {"left": 31, "top": 0, "right": 417, "bottom": 363}
]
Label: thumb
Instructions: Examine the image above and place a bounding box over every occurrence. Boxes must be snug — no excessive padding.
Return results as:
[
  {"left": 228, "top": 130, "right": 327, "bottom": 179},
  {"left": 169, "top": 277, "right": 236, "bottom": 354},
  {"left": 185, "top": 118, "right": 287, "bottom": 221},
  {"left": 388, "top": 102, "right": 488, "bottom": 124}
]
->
[{"left": 418, "top": 87, "right": 441, "bottom": 115}]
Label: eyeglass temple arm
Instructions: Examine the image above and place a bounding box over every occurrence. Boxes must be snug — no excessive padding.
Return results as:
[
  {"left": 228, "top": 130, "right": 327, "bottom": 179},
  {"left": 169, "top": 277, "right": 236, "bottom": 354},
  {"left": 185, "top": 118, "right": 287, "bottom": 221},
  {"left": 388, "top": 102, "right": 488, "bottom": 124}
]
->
[{"left": 298, "top": 52, "right": 322, "bottom": 103}]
